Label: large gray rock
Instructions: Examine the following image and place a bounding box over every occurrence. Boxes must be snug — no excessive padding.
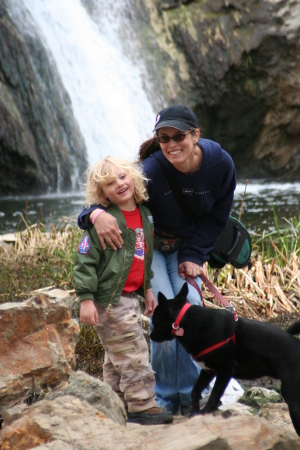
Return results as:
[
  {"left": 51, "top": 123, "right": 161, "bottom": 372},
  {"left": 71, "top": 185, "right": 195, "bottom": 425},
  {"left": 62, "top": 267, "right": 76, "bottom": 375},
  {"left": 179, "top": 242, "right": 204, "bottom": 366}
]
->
[
  {"left": 1, "top": 397, "right": 299, "bottom": 450},
  {"left": 0, "top": 395, "right": 137, "bottom": 450},
  {"left": 47, "top": 371, "right": 127, "bottom": 426}
]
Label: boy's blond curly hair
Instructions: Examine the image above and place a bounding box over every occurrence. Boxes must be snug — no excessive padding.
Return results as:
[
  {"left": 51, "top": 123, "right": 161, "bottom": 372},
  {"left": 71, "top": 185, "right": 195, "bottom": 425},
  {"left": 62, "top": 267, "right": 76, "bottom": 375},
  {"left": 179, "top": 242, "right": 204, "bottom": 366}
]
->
[{"left": 85, "top": 156, "right": 149, "bottom": 208}]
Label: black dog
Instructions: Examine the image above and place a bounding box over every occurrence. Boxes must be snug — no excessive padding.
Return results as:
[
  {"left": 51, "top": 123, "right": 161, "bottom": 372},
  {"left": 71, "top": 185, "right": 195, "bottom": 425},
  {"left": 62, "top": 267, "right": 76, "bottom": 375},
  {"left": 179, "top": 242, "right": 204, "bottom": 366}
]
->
[{"left": 150, "top": 282, "right": 300, "bottom": 436}]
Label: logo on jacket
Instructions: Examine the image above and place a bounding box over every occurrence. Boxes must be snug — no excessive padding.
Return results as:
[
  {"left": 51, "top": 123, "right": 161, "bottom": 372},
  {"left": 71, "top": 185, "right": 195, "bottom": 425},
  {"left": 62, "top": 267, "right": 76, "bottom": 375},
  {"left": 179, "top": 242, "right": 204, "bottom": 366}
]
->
[
  {"left": 182, "top": 188, "right": 194, "bottom": 195},
  {"left": 78, "top": 235, "right": 90, "bottom": 255}
]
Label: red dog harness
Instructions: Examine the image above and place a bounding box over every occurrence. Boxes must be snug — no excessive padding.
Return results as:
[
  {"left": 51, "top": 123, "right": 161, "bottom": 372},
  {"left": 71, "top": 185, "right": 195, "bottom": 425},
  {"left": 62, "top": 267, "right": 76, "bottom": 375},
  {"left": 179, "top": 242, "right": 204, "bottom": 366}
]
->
[
  {"left": 171, "top": 303, "right": 192, "bottom": 337},
  {"left": 193, "top": 334, "right": 236, "bottom": 359},
  {"left": 171, "top": 303, "right": 236, "bottom": 358}
]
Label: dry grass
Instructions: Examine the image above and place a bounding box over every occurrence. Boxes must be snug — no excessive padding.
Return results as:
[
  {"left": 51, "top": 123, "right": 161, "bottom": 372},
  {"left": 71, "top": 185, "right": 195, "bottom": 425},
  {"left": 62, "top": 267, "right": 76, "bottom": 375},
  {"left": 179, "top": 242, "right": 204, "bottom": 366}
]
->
[
  {"left": 0, "top": 215, "right": 82, "bottom": 302},
  {"left": 202, "top": 255, "right": 300, "bottom": 323}
]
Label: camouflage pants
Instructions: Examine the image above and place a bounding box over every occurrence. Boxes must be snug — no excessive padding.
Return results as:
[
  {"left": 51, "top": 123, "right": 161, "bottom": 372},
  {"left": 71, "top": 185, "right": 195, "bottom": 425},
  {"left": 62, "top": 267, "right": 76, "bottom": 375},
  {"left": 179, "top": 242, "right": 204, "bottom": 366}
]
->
[{"left": 94, "top": 293, "right": 157, "bottom": 413}]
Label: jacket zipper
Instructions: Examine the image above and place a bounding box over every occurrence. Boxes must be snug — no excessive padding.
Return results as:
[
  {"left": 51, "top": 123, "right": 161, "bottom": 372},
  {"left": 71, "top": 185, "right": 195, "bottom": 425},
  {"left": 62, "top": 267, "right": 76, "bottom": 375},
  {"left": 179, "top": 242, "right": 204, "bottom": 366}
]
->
[{"left": 106, "top": 227, "right": 129, "bottom": 314}]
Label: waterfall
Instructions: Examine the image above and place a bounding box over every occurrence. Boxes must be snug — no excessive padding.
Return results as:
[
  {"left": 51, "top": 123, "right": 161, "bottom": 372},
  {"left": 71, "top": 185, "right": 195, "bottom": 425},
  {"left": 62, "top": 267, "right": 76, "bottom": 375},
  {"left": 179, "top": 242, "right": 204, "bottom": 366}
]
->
[{"left": 18, "top": 0, "right": 156, "bottom": 165}]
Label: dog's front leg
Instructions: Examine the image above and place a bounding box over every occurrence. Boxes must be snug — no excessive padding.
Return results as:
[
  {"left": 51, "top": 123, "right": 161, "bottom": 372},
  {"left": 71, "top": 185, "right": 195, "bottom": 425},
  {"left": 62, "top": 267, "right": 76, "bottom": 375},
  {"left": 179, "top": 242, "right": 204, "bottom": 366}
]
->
[
  {"left": 200, "top": 372, "right": 231, "bottom": 414},
  {"left": 190, "top": 370, "right": 215, "bottom": 417}
]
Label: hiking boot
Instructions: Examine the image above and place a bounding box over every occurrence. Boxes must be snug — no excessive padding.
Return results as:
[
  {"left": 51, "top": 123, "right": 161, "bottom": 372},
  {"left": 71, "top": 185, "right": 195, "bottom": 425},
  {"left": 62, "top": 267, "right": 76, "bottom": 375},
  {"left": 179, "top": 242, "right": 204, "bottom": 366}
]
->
[
  {"left": 127, "top": 406, "right": 173, "bottom": 425},
  {"left": 180, "top": 403, "right": 193, "bottom": 416}
]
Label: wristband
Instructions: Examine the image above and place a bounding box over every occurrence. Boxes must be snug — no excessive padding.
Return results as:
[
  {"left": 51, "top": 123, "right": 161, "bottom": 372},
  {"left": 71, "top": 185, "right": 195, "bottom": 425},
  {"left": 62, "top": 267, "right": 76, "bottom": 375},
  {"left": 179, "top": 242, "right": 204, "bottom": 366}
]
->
[{"left": 91, "top": 209, "right": 104, "bottom": 225}]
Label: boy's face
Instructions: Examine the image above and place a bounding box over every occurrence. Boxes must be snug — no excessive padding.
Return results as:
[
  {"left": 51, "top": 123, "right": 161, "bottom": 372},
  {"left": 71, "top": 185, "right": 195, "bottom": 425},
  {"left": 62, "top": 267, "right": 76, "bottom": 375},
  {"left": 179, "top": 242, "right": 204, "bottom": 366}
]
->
[{"left": 102, "top": 166, "right": 136, "bottom": 211}]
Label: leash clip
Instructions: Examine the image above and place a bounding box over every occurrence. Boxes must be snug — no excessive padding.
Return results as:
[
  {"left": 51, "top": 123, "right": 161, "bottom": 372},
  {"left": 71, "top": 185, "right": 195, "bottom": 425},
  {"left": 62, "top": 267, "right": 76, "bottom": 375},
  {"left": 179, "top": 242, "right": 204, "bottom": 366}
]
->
[
  {"left": 225, "top": 304, "right": 238, "bottom": 321},
  {"left": 225, "top": 304, "right": 235, "bottom": 313},
  {"left": 172, "top": 323, "right": 184, "bottom": 336}
]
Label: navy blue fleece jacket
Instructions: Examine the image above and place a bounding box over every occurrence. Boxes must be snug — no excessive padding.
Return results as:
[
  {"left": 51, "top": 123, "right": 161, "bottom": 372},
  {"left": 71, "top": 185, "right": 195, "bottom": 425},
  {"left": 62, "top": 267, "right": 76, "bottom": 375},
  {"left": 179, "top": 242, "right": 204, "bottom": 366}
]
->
[{"left": 78, "top": 138, "right": 236, "bottom": 266}]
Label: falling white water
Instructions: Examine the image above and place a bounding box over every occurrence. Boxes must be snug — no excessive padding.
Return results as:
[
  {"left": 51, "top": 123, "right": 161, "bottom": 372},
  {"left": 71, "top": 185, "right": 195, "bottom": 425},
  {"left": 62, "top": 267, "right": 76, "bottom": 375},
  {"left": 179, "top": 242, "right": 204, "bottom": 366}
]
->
[{"left": 17, "top": 0, "right": 156, "bottom": 165}]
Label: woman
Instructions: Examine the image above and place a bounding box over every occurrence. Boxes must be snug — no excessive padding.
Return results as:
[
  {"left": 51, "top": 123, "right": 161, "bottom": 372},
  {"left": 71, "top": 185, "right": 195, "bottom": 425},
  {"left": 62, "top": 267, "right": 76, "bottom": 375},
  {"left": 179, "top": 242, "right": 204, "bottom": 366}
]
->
[{"left": 78, "top": 104, "right": 236, "bottom": 415}]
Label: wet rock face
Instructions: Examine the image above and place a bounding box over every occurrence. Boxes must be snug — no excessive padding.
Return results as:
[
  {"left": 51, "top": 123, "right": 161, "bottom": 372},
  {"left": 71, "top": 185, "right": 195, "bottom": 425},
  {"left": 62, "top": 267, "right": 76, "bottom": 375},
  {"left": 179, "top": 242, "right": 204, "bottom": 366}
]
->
[
  {"left": 0, "top": 2, "right": 87, "bottom": 195},
  {"left": 129, "top": 0, "right": 300, "bottom": 180}
]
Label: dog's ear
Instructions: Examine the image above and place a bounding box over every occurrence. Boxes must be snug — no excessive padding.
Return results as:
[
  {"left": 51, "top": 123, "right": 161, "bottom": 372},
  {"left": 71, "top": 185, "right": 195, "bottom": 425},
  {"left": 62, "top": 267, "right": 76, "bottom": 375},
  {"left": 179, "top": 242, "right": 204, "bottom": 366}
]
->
[
  {"left": 157, "top": 291, "right": 168, "bottom": 306},
  {"left": 177, "top": 282, "right": 189, "bottom": 299}
]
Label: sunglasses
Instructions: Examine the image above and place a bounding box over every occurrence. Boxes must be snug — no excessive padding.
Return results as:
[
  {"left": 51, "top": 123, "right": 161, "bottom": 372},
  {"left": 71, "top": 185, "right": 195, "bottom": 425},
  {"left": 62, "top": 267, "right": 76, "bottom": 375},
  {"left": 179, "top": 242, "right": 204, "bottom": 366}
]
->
[{"left": 156, "top": 130, "right": 193, "bottom": 144}]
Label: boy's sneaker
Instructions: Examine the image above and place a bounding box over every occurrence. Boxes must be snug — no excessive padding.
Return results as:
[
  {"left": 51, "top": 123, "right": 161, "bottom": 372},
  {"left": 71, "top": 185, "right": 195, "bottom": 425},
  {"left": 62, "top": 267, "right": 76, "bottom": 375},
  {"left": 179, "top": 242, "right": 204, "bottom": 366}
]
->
[{"left": 127, "top": 406, "right": 173, "bottom": 425}]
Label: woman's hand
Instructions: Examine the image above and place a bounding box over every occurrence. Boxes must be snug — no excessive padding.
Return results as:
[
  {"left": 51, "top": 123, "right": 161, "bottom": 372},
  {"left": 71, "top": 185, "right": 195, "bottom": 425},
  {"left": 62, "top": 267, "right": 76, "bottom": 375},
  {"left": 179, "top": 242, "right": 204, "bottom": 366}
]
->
[
  {"left": 179, "top": 261, "right": 203, "bottom": 279},
  {"left": 91, "top": 209, "right": 124, "bottom": 250},
  {"left": 143, "top": 289, "right": 157, "bottom": 317},
  {"left": 80, "top": 299, "right": 99, "bottom": 326}
]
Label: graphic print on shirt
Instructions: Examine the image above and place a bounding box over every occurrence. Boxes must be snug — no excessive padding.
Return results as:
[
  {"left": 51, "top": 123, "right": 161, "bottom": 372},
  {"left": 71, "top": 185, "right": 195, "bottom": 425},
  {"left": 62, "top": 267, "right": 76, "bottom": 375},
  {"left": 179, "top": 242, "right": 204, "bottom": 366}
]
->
[{"left": 134, "top": 228, "right": 145, "bottom": 260}]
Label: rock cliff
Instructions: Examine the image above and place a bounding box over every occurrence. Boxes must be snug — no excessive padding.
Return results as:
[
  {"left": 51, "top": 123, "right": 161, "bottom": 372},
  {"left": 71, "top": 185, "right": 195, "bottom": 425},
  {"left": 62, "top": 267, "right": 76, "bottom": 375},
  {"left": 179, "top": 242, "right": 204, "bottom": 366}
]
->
[
  {"left": 127, "top": 0, "right": 300, "bottom": 180},
  {"left": 0, "top": 1, "right": 87, "bottom": 196}
]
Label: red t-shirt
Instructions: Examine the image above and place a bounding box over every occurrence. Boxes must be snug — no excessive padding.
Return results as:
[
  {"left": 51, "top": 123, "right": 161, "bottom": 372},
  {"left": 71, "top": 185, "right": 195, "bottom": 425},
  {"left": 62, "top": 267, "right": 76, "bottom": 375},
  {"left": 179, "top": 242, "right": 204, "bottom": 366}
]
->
[{"left": 122, "top": 207, "right": 145, "bottom": 293}]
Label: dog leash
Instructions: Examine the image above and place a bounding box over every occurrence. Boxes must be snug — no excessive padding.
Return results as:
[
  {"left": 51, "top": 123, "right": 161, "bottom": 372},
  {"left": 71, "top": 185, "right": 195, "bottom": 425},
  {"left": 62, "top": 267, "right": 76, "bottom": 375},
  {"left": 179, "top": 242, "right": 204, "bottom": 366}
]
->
[
  {"left": 199, "top": 274, "right": 238, "bottom": 321},
  {"left": 179, "top": 267, "right": 238, "bottom": 321},
  {"left": 178, "top": 267, "right": 205, "bottom": 306}
]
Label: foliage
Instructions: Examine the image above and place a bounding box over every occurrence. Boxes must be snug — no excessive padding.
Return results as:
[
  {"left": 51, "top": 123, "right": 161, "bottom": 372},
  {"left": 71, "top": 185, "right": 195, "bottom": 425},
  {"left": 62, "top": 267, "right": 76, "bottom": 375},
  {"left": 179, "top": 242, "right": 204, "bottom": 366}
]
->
[
  {"left": 0, "top": 216, "right": 82, "bottom": 303},
  {"left": 76, "top": 324, "right": 105, "bottom": 378},
  {"left": 253, "top": 211, "right": 300, "bottom": 263}
]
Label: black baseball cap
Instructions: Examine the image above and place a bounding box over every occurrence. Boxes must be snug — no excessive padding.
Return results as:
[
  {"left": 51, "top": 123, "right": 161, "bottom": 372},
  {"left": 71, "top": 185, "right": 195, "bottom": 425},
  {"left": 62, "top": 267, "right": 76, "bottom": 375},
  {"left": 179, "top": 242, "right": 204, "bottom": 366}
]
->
[{"left": 153, "top": 104, "right": 199, "bottom": 132}]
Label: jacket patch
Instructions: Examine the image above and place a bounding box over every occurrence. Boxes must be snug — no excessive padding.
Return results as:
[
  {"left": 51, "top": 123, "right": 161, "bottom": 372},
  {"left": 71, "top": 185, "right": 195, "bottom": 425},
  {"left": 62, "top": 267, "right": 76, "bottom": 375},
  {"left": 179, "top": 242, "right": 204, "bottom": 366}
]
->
[
  {"left": 182, "top": 188, "right": 194, "bottom": 195},
  {"left": 78, "top": 235, "right": 90, "bottom": 255}
]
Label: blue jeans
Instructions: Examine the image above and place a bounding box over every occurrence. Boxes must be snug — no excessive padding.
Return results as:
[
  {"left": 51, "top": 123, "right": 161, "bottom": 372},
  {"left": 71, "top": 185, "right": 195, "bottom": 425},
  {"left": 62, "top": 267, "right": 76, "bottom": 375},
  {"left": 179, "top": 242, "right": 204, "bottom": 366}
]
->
[{"left": 150, "top": 249, "right": 203, "bottom": 413}]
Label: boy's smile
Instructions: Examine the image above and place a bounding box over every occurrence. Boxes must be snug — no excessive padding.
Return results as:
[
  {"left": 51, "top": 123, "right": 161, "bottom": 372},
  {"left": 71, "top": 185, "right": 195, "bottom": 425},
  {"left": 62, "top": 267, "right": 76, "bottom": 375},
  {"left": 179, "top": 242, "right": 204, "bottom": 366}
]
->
[{"left": 102, "top": 166, "right": 136, "bottom": 211}]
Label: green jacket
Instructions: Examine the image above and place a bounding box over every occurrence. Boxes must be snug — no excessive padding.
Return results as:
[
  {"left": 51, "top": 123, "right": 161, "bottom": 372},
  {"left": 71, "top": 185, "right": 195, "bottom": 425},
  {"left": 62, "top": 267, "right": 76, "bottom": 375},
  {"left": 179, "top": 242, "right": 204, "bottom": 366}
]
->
[{"left": 74, "top": 203, "right": 154, "bottom": 308}]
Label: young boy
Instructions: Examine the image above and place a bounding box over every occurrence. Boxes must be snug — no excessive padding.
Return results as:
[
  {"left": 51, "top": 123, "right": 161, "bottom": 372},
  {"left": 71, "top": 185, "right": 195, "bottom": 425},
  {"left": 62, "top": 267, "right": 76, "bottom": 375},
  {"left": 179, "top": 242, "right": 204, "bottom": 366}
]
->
[{"left": 74, "top": 156, "right": 173, "bottom": 425}]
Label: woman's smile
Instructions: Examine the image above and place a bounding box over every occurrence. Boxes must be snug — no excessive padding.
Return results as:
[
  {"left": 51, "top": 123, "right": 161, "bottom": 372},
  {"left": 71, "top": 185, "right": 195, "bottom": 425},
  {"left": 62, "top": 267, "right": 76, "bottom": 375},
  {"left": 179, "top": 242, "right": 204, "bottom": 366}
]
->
[
  {"left": 157, "top": 126, "right": 201, "bottom": 172},
  {"left": 168, "top": 149, "right": 183, "bottom": 156}
]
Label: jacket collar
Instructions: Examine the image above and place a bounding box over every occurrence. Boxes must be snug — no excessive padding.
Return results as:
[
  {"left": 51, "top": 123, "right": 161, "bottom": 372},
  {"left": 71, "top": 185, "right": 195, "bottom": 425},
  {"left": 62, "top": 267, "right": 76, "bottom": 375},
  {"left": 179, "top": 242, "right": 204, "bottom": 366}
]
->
[{"left": 106, "top": 203, "right": 145, "bottom": 226}]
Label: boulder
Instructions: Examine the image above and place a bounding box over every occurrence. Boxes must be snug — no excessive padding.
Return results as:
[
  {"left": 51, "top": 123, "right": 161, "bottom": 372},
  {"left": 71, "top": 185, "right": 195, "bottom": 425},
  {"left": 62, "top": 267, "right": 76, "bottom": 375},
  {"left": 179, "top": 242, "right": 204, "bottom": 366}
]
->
[
  {"left": 143, "top": 414, "right": 300, "bottom": 449},
  {"left": 0, "top": 395, "right": 135, "bottom": 450},
  {"left": 1, "top": 398, "right": 299, "bottom": 450},
  {"left": 47, "top": 370, "right": 127, "bottom": 426},
  {"left": 259, "top": 403, "right": 297, "bottom": 436},
  {"left": 0, "top": 289, "right": 79, "bottom": 413}
]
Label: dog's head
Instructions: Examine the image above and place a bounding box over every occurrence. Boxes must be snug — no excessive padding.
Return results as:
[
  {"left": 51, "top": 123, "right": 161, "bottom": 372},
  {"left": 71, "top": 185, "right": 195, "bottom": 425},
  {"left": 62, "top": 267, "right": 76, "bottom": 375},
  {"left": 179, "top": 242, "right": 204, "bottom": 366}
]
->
[{"left": 150, "top": 282, "right": 189, "bottom": 343}]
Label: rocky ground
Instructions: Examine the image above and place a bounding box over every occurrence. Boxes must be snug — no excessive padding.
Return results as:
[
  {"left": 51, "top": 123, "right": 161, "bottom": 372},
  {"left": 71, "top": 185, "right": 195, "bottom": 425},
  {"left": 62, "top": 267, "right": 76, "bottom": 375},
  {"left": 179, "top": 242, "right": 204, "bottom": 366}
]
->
[{"left": 1, "top": 289, "right": 299, "bottom": 449}]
